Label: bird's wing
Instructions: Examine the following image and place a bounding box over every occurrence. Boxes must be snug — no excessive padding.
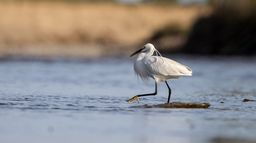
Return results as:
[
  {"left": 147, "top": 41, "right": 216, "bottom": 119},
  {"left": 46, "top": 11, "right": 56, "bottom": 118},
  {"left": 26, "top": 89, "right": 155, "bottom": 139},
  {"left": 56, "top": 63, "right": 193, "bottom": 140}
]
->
[{"left": 144, "top": 56, "right": 192, "bottom": 77}]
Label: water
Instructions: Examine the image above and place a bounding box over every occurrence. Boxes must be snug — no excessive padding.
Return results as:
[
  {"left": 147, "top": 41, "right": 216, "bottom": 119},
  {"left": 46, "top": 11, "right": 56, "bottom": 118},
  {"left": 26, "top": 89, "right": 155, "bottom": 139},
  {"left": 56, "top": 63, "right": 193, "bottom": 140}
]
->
[{"left": 0, "top": 56, "right": 256, "bottom": 143}]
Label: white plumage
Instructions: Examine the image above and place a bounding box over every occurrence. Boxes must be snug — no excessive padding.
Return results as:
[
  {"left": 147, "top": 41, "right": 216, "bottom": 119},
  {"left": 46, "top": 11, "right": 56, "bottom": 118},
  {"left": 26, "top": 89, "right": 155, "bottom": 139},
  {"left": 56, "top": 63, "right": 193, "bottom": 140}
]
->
[
  {"left": 133, "top": 43, "right": 192, "bottom": 82},
  {"left": 128, "top": 43, "right": 192, "bottom": 103}
]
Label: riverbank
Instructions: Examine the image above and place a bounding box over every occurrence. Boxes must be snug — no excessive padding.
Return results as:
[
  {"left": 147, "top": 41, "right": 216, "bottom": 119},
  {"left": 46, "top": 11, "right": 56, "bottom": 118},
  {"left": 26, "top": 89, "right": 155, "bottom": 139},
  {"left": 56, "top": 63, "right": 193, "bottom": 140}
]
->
[{"left": 0, "top": 2, "right": 209, "bottom": 58}]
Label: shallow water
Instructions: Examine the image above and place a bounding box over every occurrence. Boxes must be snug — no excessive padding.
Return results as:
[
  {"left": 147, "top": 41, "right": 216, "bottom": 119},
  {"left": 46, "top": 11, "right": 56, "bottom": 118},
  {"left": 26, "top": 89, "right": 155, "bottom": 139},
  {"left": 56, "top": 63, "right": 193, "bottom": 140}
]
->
[{"left": 0, "top": 56, "right": 256, "bottom": 143}]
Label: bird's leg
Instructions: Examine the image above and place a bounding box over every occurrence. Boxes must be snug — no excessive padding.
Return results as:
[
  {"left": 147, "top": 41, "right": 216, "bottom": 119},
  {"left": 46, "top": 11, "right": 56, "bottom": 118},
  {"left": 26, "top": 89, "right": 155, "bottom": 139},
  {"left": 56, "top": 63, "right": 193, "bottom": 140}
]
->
[
  {"left": 165, "top": 81, "right": 172, "bottom": 103},
  {"left": 127, "top": 82, "right": 157, "bottom": 103}
]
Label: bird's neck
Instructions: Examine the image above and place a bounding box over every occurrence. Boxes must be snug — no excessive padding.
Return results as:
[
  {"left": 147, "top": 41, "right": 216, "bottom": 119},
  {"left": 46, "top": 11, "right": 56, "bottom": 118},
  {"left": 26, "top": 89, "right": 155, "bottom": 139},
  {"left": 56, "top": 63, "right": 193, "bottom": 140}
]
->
[
  {"left": 147, "top": 48, "right": 155, "bottom": 57},
  {"left": 136, "top": 53, "right": 147, "bottom": 61}
]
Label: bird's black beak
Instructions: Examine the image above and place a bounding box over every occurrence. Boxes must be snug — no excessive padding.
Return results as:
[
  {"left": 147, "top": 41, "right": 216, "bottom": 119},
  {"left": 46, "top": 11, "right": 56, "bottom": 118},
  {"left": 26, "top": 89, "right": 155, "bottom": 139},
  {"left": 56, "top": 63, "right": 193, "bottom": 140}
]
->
[{"left": 130, "top": 48, "right": 143, "bottom": 57}]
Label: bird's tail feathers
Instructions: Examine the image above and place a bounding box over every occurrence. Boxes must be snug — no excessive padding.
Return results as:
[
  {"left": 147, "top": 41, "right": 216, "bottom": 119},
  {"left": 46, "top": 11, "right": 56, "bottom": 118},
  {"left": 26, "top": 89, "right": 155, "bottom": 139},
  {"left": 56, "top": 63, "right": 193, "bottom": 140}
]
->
[{"left": 184, "top": 66, "right": 192, "bottom": 76}]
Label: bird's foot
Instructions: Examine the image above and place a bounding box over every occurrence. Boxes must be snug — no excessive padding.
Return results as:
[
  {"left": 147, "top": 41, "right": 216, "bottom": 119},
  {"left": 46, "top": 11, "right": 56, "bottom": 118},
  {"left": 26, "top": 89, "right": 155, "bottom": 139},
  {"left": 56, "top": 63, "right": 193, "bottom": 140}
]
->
[{"left": 127, "top": 95, "right": 140, "bottom": 103}]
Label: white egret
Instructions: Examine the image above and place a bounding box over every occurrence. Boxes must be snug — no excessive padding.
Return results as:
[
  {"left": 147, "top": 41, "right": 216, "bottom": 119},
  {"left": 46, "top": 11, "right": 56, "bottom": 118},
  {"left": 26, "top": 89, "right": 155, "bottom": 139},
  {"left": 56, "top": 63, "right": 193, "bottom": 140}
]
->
[{"left": 128, "top": 43, "right": 192, "bottom": 103}]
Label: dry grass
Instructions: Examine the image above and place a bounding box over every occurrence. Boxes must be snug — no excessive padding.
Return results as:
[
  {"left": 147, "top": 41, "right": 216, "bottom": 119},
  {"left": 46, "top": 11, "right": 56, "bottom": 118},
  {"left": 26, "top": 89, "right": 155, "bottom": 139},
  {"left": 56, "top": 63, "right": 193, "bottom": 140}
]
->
[{"left": 0, "top": 2, "right": 210, "bottom": 58}]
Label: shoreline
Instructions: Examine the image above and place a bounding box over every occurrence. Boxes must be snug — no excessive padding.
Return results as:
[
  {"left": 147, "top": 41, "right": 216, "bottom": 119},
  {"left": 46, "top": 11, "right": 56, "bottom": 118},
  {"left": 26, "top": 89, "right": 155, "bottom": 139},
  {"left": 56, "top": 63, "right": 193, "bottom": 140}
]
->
[{"left": 0, "top": 2, "right": 209, "bottom": 58}]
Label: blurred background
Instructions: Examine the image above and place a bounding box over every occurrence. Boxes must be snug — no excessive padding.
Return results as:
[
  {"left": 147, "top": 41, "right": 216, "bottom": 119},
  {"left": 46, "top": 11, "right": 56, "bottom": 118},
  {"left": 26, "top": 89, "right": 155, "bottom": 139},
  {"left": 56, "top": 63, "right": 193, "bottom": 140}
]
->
[
  {"left": 1, "top": 1, "right": 256, "bottom": 143},
  {"left": 0, "top": 0, "right": 255, "bottom": 59}
]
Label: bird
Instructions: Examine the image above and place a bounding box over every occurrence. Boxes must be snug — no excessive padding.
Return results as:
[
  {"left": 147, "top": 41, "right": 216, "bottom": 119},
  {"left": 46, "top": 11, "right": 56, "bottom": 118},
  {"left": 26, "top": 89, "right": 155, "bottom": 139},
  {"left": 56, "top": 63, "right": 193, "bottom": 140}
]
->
[{"left": 127, "top": 43, "right": 192, "bottom": 103}]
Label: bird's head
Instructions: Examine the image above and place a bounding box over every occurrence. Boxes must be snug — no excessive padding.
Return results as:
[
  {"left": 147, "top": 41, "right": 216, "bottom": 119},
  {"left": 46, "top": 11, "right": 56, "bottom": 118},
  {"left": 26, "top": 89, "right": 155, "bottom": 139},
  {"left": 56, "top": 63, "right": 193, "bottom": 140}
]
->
[{"left": 130, "top": 43, "right": 155, "bottom": 57}]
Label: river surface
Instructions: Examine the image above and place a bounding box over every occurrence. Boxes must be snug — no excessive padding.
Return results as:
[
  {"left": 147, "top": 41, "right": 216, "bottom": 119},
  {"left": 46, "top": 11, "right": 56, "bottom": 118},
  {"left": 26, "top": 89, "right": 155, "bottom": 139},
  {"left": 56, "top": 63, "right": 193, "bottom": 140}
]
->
[{"left": 0, "top": 56, "right": 256, "bottom": 143}]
